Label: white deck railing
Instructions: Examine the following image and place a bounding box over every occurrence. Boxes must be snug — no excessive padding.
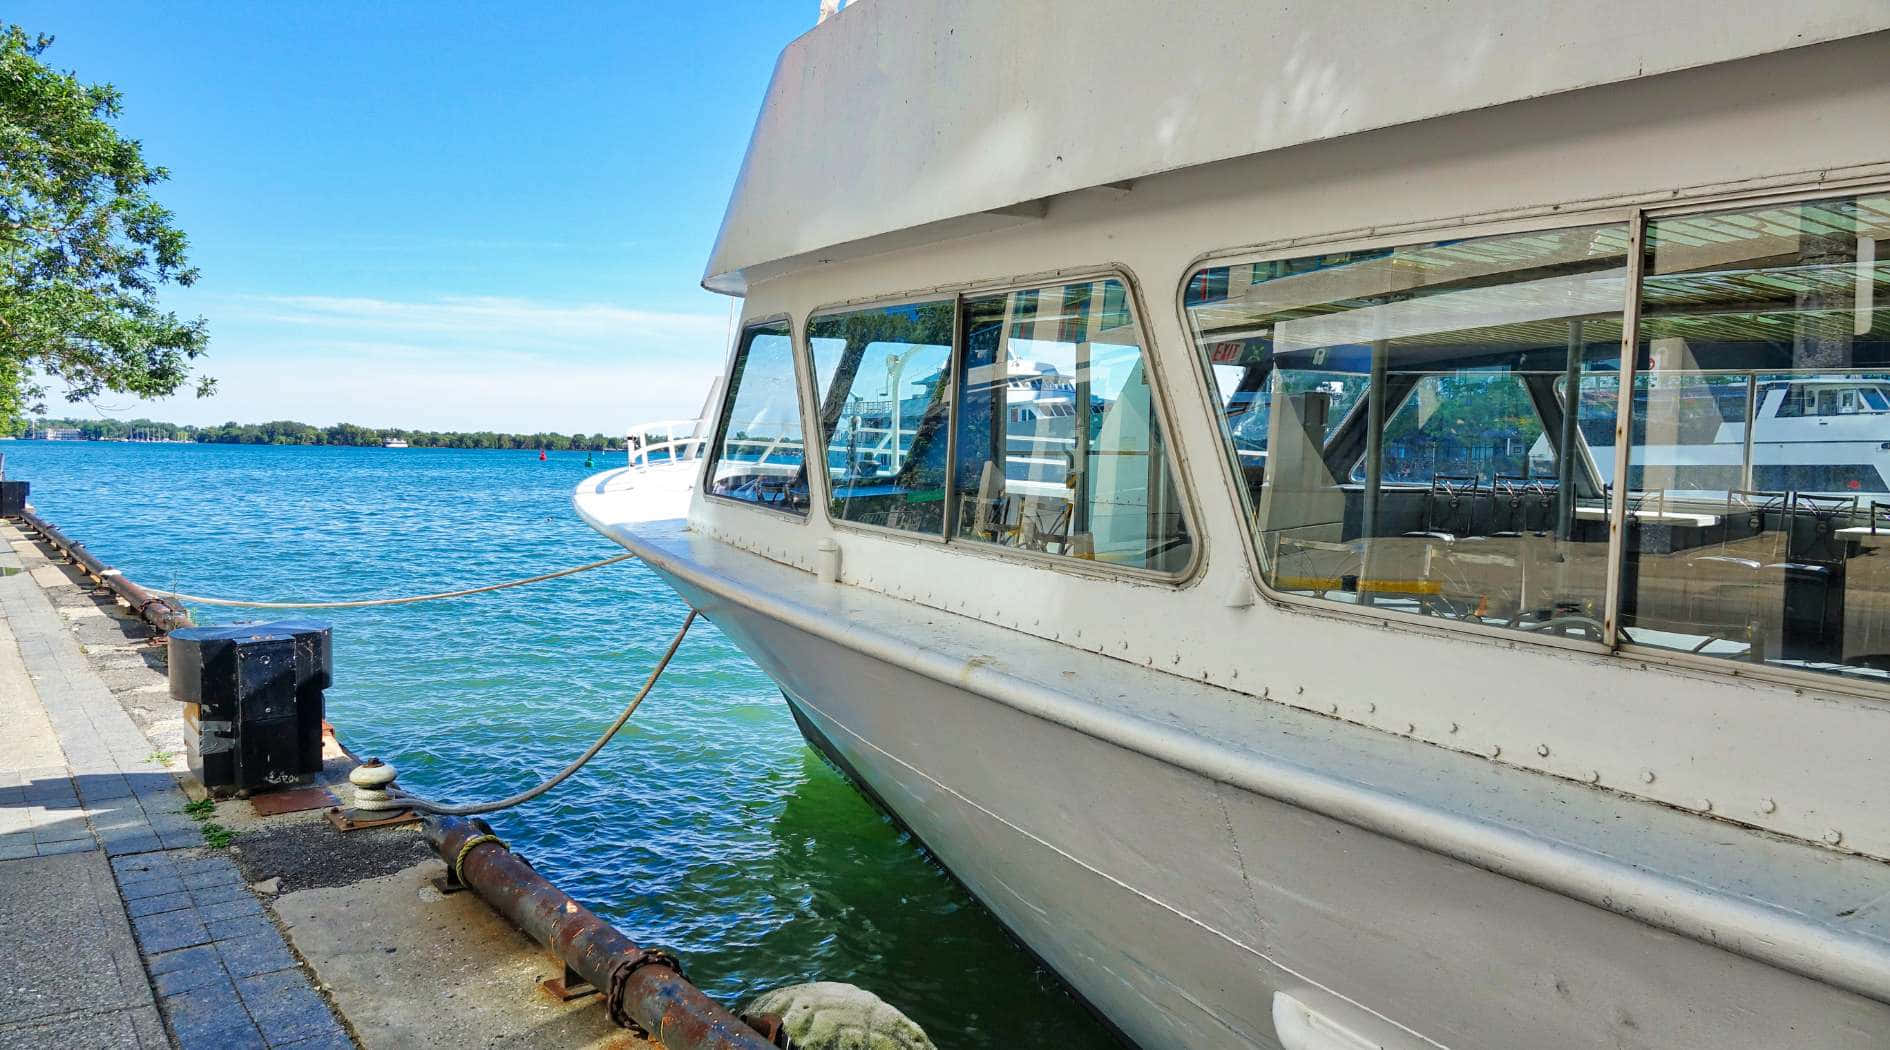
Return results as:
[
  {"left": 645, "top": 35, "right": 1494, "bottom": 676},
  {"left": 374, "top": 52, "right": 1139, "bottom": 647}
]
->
[{"left": 626, "top": 418, "right": 713, "bottom": 472}]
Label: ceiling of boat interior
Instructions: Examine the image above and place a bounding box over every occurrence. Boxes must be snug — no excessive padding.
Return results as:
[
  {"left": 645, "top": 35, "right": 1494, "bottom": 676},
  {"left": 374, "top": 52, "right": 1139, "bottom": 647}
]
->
[{"left": 702, "top": 0, "right": 1890, "bottom": 295}]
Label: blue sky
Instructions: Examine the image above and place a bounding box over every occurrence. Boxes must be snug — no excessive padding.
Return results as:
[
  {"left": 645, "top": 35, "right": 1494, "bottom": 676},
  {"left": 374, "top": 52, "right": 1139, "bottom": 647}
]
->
[{"left": 10, "top": 2, "right": 814, "bottom": 432}]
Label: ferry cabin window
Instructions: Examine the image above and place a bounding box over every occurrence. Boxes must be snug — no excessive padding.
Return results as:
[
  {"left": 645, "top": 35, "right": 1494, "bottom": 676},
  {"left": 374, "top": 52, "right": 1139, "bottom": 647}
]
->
[
  {"left": 1619, "top": 194, "right": 1890, "bottom": 682},
  {"left": 952, "top": 278, "right": 1192, "bottom": 573},
  {"left": 808, "top": 301, "right": 955, "bottom": 534},
  {"left": 706, "top": 320, "right": 812, "bottom": 513},
  {"left": 1186, "top": 224, "right": 1630, "bottom": 640}
]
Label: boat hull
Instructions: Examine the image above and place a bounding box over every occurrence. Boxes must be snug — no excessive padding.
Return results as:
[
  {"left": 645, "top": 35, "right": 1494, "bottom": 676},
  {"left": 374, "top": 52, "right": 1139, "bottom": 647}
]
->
[{"left": 670, "top": 579, "right": 1890, "bottom": 1050}]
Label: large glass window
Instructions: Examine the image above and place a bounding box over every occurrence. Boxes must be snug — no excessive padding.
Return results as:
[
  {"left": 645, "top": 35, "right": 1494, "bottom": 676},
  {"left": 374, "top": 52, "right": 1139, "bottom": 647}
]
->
[
  {"left": 808, "top": 301, "right": 955, "bottom": 533},
  {"left": 953, "top": 278, "right": 1192, "bottom": 573},
  {"left": 1620, "top": 194, "right": 1890, "bottom": 681},
  {"left": 1186, "top": 224, "right": 1630, "bottom": 639},
  {"left": 706, "top": 320, "right": 812, "bottom": 513}
]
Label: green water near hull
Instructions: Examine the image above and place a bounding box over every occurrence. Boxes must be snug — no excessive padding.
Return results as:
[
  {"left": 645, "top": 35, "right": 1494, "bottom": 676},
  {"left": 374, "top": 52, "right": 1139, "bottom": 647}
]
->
[{"left": 2, "top": 441, "right": 1123, "bottom": 1049}]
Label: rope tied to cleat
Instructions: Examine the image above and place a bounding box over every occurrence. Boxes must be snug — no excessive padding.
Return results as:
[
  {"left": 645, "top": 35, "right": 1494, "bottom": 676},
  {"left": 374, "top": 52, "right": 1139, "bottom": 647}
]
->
[{"left": 148, "top": 552, "right": 637, "bottom": 608}]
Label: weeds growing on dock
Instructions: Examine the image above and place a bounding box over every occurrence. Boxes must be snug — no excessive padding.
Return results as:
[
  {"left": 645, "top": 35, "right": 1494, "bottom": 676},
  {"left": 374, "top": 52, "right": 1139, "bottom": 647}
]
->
[{"left": 181, "top": 797, "right": 235, "bottom": 847}]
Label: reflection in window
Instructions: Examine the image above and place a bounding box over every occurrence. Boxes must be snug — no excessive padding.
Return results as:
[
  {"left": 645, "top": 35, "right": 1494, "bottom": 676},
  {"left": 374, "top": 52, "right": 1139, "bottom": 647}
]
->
[
  {"left": 1621, "top": 195, "right": 1890, "bottom": 681},
  {"left": 706, "top": 320, "right": 811, "bottom": 513},
  {"left": 953, "top": 278, "right": 1192, "bottom": 572},
  {"left": 1187, "top": 224, "right": 1629, "bottom": 639},
  {"left": 809, "top": 301, "right": 955, "bottom": 533}
]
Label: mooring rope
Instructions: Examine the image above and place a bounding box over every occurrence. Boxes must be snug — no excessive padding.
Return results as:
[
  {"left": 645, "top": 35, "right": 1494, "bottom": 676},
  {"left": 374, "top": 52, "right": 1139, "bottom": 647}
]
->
[
  {"left": 149, "top": 552, "right": 637, "bottom": 609},
  {"left": 388, "top": 609, "right": 697, "bottom": 815}
]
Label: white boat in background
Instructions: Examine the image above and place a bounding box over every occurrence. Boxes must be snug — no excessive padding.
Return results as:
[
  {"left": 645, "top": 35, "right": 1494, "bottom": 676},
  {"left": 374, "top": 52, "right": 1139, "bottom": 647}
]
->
[
  {"left": 382, "top": 438, "right": 409, "bottom": 448},
  {"left": 1530, "top": 374, "right": 1890, "bottom": 498},
  {"left": 580, "top": 4, "right": 1890, "bottom": 1047}
]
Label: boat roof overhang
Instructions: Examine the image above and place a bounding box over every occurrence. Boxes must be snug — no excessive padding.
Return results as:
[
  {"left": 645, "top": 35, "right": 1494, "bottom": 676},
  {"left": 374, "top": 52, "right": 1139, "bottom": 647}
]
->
[{"left": 702, "top": 0, "right": 1890, "bottom": 296}]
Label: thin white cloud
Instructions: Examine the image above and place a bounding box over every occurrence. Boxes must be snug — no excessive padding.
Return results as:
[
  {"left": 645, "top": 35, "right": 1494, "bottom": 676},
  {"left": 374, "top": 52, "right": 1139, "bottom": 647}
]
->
[{"left": 217, "top": 293, "right": 731, "bottom": 352}]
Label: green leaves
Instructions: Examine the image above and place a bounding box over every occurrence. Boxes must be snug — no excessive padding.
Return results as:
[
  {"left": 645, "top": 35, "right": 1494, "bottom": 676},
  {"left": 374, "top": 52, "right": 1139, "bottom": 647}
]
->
[{"left": 0, "top": 24, "right": 208, "bottom": 433}]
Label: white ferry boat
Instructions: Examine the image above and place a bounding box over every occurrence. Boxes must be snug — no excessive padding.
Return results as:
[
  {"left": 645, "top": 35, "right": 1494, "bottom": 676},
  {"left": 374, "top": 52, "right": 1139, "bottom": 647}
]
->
[{"left": 579, "top": 4, "right": 1890, "bottom": 1047}]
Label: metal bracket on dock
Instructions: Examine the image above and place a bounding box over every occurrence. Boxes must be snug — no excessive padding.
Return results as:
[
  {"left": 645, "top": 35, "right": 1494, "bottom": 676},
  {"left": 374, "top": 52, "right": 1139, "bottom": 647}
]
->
[
  {"left": 430, "top": 865, "right": 466, "bottom": 895},
  {"left": 324, "top": 806, "right": 421, "bottom": 833},
  {"left": 540, "top": 962, "right": 599, "bottom": 1002}
]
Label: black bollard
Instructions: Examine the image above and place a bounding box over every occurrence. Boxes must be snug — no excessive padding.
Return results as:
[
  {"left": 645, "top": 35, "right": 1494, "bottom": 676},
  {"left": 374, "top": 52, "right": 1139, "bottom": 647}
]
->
[{"left": 169, "top": 621, "right": 332, "bottom": 794}]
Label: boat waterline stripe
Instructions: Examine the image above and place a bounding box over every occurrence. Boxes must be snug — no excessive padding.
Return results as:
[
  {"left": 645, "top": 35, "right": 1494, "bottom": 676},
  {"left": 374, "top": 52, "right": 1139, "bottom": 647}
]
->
[{"left": 580, "top": 514, "right": 1890, "bottom": 1007}]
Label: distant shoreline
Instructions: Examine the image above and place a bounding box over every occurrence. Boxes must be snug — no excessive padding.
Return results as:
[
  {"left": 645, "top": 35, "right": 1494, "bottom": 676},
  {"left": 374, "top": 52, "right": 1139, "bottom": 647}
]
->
[{"left": 14, "top": 419, "right": 628, "bottom": 452}]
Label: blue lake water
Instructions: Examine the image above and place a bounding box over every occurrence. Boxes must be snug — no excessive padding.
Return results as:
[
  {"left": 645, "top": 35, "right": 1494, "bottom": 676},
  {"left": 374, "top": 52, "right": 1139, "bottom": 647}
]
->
[{"left": 3, "top": 440, "right": 1121, "bottom": 1049}]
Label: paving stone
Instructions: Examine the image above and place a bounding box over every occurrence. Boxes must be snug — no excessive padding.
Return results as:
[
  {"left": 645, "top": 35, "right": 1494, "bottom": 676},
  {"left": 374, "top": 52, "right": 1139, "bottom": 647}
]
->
[
  {"left": 113, "top": 853, "right": 176, "bottom": 878},
  {"left": 132, "top": 778, "right": 184, "bottom": 801},
  {"left": 183, "top": 866, "right": 242, "bottom": 891},
  {"left": 208, "top": 913, "right": 278, "bottom": 942},
  {"left": 148, "top": 943, "right": 222, "bottom": 977},
  {"left": 133, "top": 908, "right": 210, "bottom": 954},
  {"left": 28, "top": 804, "right": 83, "bottom": 826},
  {"left": 91, "top": 810, "right": 154, "bottom": 835},
  {"left": 127, "top": 889, "right": 196, "bottom": 919},
  {"left": 160, "top": 828, "right": 207, "bottom": 849},
  {"left": 33, "top": 838, "right": 93, "bottom": 857},
  {"left": 152, "top": 818, "right": 206, "bottom": 840},
  {"left": 217, "top": 933, "right": 299, "bottom": 979},
  {"left": 176, "top": 855, "right": 235, "bottom": 877},
  {"left": 120, "top": 871, "right": 183, "bottom": 900},
  {"left": 236, "top": 969, "right": 342, "bottom": 1045},
  {"left": 74, "top": 774, "right": 134, "bottom": 801},
  {"left": 189, "top": 880, "right": 254, "bottom": 906},
  {"left": 273, "top": 1030, "right": 355, "bottom": 1050},
  {"left": 155, "top": 953, "right": 232, "bottom": 997},
  {"left": 87, "top": 794, "right": 148, "bottom": 817},
  {"left": 200, "top": 894, "right": 265, "bottom": 921},
  {"left": 104, "top": 833, "right": 165, "bottom": 857},
  {"left": 30, "top": 822, "right": 94, "bottom": 845},
  {"left": 161, "top": 976, "right": 265, "bottom": 1050}
]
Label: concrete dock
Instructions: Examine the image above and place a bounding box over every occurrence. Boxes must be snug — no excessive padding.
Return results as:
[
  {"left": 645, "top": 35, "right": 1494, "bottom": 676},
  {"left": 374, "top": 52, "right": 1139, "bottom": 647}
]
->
[{"left": 0, "top": 520, "right": 644, "bottom": 1049}]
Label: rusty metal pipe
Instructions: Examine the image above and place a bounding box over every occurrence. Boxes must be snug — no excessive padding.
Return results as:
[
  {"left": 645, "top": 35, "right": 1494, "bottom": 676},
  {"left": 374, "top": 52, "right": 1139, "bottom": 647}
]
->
[
  {"left": 422, "top": 815, "right": 778, "bottom": 1050},
  {"left": 15, "top": 506, "right": 192, "bottom": 633}
]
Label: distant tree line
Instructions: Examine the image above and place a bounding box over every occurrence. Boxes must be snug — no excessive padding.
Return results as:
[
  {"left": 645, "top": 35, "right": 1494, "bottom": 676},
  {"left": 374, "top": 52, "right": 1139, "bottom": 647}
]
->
[{"left": 15, "top": 416, "right": 624, "bottom": 451}]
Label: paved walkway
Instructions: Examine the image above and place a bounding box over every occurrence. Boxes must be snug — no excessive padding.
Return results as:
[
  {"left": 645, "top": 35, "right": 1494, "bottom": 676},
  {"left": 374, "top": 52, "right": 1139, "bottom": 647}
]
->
[{"left": 0, "top": 526, "right": 351, "bottom": 1049}]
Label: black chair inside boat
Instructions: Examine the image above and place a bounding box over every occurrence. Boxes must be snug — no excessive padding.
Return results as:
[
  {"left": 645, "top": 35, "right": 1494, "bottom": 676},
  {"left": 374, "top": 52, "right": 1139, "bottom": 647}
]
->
[
  {"left": 1603, "top": 482, "right": 1669, "bottom": 518},
  {"left": 1871, "top": 500, "right": 1890, "bottom": 535},
  {"left": 1714, "top": 489, "right": 1789, "bottom": 553},
  {"left": 1786, "top": 494, "right": 1856, "bottom": 565},
  {"left": 1677, "top": 490, "right": 1789, "bottom": 650},
  {"left": 1405, "top": 475, "right": 1482, "bottom": 540},
  {"left": 1492, "top": 474, "right": 1556, "bottom": 536},
  {"left": 1755, "top": 493, "right": 1856, "bottom": 661}
]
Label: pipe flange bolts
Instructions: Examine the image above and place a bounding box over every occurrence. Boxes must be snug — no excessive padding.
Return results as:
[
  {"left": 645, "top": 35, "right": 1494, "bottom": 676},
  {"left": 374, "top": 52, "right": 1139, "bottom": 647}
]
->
[{"left": 349, "top": 758, "right": 403, "bottom": 812}]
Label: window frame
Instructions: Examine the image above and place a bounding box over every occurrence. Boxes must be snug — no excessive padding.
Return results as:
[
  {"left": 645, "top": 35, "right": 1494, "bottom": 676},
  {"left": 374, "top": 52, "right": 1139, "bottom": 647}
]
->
[
  {"left": 1178, "top": 177, "right": 1890, "bottom": 699},
  {"left": 1177, "top": 206, "right": 1635, "bottom": 658},
  {"left": 701, "top": 313, "right": 817, "bottom": 524},
  {"left": 803, "top": 264, "right": 1206, "bottom": 585},
  {"left": 1616, "top": 183, "right": 1890, "bottom": 691},
  {"left": 803, "top": 294, "right": 960, "bottom": 545}
]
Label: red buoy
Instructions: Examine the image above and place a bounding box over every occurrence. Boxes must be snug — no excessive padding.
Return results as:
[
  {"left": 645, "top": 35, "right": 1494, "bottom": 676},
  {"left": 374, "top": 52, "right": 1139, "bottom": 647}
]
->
[{"left": 539, "top": 449, "right": 547, "bottom": 461}]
